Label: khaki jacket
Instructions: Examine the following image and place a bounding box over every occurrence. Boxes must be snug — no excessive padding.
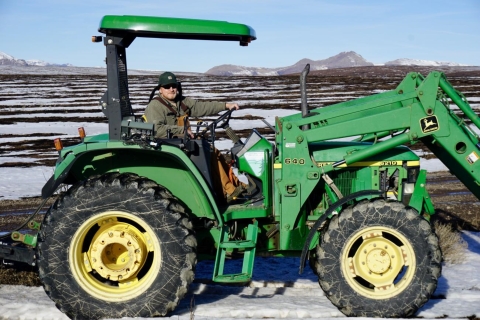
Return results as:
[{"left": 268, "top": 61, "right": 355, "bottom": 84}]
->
[{"left": 144, "top": 95, "right": 226, "bottom": 138}]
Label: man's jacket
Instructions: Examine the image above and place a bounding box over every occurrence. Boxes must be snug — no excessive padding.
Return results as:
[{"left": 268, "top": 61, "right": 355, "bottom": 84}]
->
[{"left": 144, "top": 95, "right": 226, "bottom": 138}]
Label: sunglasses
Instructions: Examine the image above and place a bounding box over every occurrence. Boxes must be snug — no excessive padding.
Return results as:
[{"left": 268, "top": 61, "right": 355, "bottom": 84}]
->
[{"left": 162, "top": 84, "right": 177, "bottom": 89}]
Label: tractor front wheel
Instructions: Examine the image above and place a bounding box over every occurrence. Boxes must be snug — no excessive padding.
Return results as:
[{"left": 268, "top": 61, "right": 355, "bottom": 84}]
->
[
  {"left": 315, "top": 199, "right": 441, "bottom": 317},
  {"left": 36, "top": 173, "right": 196, "bottom": 319}
]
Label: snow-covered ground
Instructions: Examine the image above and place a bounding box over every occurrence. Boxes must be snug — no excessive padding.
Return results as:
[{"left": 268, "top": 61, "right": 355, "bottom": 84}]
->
[
  {"left": 0, "top": 108, "right": 299, "bottom": 200},
  {"left": 0, "top": 114, "right": 477, "bottom": 319},
  {"left": 1, "top": 72, "right": 479, "bottom": 319},
  {"left": 0, "top": 231, "right": 479, "bottom": 319},
  {"left": 0, "top": 107, "right": 451, "bottom": 200}
]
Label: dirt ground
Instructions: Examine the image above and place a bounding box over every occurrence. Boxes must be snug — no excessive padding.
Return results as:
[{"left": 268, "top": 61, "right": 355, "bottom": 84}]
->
[
  {"left": 1, "top": 65, "right": 480, "bottom": 168},
  {"left": 426, "top": 171, "right": 480, "bottom": 231}
]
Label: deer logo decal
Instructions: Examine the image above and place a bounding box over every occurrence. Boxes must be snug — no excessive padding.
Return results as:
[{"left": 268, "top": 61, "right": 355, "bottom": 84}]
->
[{"left": 420, "top": 115, "right": 439, "bottom": 133}]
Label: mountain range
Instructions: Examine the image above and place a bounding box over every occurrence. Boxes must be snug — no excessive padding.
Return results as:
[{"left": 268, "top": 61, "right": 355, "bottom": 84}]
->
[
  {"left": 0, "top": 52, "right": 72, "bottom": 67},
  {"left": 0, "top": 50, "right": 469, "bottom": 75},
  {"left": 205, "top": 51, "right": 468, "bottom": 76}
]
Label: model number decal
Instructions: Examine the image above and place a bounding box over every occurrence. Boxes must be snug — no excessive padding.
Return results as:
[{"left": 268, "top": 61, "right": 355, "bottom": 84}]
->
[
  {"left": 284, "top": 158, "right": 305, "bottom": 165},
  {"left": 380, "top": 161, "right": 401, "bottom": 166},
  {"left": 315, "top": 160, "right": 402, "bottom": 167}
]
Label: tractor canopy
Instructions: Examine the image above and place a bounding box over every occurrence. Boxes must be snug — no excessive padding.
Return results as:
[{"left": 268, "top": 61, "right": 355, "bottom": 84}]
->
[
  {"left": 93, "top": 15, "right": 257, "bottom": 141},
  {"left": 98, "top": 15, "right": 256, "bottom": 46}
]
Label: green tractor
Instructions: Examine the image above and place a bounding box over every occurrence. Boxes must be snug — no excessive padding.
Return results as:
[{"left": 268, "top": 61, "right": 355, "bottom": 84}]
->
[{"left": 4, "top": 14, "right": 480, "bottom": 319}]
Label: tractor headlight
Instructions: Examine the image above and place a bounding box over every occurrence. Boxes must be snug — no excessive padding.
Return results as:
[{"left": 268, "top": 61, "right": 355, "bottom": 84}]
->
[{"left": 403, "top": 182, "right": 415, "bottom": 194}]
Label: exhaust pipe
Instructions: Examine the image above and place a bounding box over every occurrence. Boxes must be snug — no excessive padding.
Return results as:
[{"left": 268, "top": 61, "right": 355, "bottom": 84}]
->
[{"left": 300, "top": 64, "right": 310, "bottom": 130}]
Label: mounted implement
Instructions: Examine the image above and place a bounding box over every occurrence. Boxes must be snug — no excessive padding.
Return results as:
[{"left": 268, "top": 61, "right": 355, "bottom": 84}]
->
[{"left": 2, "top": 14, "right": 479, "bottom": 319}]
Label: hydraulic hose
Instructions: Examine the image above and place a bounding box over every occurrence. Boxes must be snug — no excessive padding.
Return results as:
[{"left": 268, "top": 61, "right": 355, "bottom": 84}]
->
[{"left": 0, "top": 195, "right": 52, "bottom": 240}]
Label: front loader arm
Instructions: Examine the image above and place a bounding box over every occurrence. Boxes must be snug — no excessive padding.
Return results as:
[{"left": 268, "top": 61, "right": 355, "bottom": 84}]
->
[{"left": 278, "top": 71, "right": 480, "bottom": 199}]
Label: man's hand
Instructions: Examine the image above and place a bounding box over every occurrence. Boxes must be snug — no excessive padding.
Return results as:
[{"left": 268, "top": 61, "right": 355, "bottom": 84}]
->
[{"left": 226, "top": 103, "right": 239, "bottom": 110}]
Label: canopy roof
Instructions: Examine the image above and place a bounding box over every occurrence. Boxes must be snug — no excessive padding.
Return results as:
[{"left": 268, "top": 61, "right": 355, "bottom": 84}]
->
[{"left": 98, "top": 15, "right": 256, "bottom": 45}]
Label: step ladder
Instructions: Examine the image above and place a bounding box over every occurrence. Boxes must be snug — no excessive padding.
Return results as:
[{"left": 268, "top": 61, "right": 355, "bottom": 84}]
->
[{"left": 213, "top": 221, "right": 258, "bottom": 283}]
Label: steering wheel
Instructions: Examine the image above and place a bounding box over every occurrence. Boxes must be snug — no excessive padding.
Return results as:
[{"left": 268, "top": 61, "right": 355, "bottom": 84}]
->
[
  {"left": 193, "top": 108, "right": 235, "bottom": 140},
  {"left": 211, "top": 108, "right": 235, "bottom": 130}
]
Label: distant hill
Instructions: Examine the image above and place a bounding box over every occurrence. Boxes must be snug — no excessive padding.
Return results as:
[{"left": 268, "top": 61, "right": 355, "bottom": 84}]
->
[
  {"left": 205, "top": 51, "right": 474, "bottom": 76},
  {"left": 385, "top": 58, "right": 467, "bottom": 67},
  {"left": 206, "top": 51, "right": 373, "bottom": 76},
  {"left": 0, "top": 52, "right": 27, "bottom": 66},
  {"left": 0, "top": 51, "right": 72, "bottom": 67},
  {"left": 1, "top": 50, "right": 471, "bottom": 75}
]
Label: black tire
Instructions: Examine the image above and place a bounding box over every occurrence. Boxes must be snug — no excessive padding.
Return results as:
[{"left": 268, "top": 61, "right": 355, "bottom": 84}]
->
[
  {"left": 36, "top": 173, "right": 197, "bottom": 319},
  {"left": 315, "top": 199, "right": 442, "bottom": 317}
]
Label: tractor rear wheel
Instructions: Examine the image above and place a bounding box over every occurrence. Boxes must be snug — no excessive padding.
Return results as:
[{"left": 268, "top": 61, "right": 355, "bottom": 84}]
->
[
  {"left": 315, "top": 199, "right": 441, "bottom": 317},
  {"left": 36, "top": 173, "right": 196, "bottom": 319}
]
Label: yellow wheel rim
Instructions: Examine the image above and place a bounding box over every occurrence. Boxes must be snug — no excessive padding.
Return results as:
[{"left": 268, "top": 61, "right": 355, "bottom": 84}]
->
[
  {"left": 69, "top": 211, "right": 161, "bottom": 302},
  {"left": 342, "top": 226, "right": 415, "bottom": 299}
]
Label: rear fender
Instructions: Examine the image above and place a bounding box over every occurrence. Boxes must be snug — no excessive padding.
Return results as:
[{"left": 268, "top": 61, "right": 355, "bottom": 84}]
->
[{"left": 42, "top": 144, "right": 221, "bottom": 223}]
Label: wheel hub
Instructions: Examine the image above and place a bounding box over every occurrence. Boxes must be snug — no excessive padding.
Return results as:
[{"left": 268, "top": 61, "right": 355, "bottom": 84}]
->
[
  {"left": 353, "top": 237, "right": 403, "bottom": 285},
  {"left": 365, "top": 248, "right": 390, "bottom": 274},
  {"left": 345, "top": 228, "right": 414, "bottom": 296},
  {"left": 69, "top": 210, "right": 163, "bottom": 302},
  {"left": 87, "top": 219, "right": 148, "bottom": 281}
]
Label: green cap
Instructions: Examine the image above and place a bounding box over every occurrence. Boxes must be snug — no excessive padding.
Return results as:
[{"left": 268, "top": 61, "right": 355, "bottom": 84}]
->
[{"left": 158, "top": 72, "right": 177, "bottom": 86}]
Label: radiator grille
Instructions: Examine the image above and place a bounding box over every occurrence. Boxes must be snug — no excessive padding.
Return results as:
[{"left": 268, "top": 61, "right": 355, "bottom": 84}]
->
[{"left": 332, "top": 170, "right": 358, "bottom": 196}]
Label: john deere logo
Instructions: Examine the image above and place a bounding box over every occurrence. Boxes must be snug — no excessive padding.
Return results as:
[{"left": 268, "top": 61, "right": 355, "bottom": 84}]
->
[{"left": 420, "top": 115, "right": 439, "bottom": 133}]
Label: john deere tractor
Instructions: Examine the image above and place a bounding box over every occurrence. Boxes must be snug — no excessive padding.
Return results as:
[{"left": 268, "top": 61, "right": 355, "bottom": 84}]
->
[{"left": 3, "top": 15, "right": 480, "bottom": 319}]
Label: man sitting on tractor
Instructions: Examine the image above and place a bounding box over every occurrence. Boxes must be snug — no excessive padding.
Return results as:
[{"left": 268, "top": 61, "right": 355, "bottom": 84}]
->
[{"left": 143, "top": 72, "right": 244, "bottom": 202}]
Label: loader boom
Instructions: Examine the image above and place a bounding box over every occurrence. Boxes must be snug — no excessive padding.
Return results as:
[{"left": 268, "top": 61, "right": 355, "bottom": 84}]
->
[{"left": 277, "top": 71, "right": 480, "bottom": 199}]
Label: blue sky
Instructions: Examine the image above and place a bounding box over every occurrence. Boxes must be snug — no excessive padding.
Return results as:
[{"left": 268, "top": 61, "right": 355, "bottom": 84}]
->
[{"left": 1, "top": 0, "right": 479, "bottom": 72}]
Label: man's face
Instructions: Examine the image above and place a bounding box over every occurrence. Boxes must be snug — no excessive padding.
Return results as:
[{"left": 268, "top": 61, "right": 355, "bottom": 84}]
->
[{"left": 160, "top": 83, "right": 178, "bottom": 102}]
